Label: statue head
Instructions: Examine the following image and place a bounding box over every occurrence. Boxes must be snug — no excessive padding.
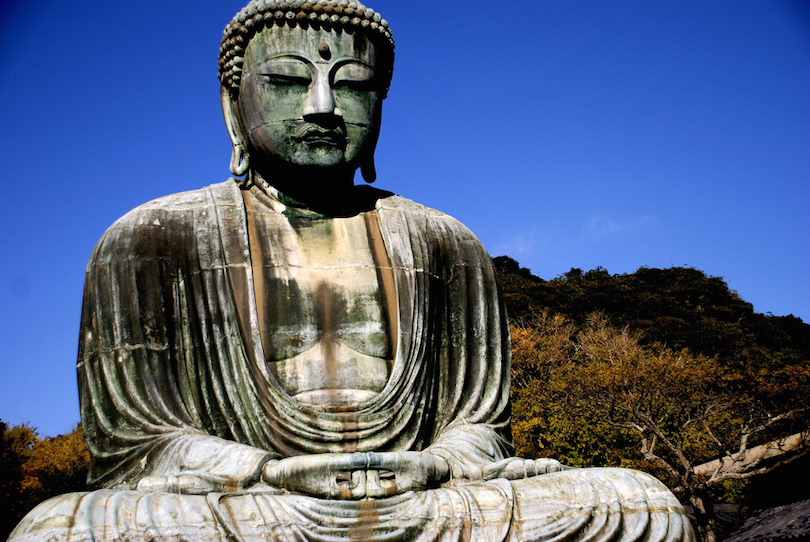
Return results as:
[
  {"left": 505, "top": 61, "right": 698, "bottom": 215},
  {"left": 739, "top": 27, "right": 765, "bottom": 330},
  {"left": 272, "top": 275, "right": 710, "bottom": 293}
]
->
[{"left": 219, "top": 0, "right": 394, "bottom": 188}]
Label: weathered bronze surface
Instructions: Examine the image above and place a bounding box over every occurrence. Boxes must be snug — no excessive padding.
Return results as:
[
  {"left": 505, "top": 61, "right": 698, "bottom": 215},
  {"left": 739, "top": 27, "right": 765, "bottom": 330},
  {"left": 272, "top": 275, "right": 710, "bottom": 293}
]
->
[{"left": 10, "top": 1, "right": 695, "bottom": 540}]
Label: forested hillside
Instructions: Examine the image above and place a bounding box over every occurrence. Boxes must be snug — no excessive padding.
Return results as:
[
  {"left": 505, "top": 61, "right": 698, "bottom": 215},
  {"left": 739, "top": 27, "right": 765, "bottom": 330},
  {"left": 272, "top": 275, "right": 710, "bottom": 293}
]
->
[
  {"left": 495, "top": 256, "right": 810, "bottom": 541},
  {"left": 494, "top": 256, "right": 810, "bottom": 363}
]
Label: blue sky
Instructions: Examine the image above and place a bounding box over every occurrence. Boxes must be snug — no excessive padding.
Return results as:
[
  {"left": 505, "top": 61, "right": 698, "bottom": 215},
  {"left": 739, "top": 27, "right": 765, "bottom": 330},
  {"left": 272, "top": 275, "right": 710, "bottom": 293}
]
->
[{"left": 1, "top": 1, "right": 808, "bottom": 436}]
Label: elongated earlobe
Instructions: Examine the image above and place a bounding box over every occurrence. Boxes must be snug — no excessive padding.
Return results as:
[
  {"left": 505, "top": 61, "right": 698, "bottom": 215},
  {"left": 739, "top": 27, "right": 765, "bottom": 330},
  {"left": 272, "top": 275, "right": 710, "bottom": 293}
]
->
[
  {"left": 230, "top": 143, "right": 249, "bottom": 176},
  {"left": 361, "top": 156, "right": 376, "bottom": 183},
  {"left": 221, "top": 86, "right": 249, "bottom": 178}
]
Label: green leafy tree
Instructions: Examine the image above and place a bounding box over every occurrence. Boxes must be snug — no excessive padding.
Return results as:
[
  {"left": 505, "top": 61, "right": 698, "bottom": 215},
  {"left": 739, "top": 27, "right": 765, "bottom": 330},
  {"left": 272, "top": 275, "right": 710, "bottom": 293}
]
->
[{"left": 493, "top": 257, "right": 810, "bottom": 370}]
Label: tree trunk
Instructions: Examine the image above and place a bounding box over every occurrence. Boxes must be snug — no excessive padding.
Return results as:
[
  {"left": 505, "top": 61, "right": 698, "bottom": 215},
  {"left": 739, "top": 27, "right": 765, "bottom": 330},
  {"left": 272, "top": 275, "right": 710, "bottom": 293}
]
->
[{"left": 689, "top": 492, "right": 717, "bottom": 542}]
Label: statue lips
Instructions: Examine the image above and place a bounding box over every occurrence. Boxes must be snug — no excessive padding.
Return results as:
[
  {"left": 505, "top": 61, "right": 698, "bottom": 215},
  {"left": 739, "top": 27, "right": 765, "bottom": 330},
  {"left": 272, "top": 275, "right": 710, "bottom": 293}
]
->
[{"left": 294, "top": 126, "right": 347, "bottom": 149}]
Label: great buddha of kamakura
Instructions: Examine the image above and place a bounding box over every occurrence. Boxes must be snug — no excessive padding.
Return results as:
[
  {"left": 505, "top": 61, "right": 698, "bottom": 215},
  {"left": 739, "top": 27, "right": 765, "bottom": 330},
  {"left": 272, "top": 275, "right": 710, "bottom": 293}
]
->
[{"left": 10, "top": 2, "right": 695, "bottom": 541}]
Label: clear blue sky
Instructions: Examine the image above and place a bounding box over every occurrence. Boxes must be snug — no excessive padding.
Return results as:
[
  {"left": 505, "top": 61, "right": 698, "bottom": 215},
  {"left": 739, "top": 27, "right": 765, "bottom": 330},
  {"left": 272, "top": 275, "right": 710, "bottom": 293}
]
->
[{"left": 1, "top": 1, "right": 808, "bottom": 436}]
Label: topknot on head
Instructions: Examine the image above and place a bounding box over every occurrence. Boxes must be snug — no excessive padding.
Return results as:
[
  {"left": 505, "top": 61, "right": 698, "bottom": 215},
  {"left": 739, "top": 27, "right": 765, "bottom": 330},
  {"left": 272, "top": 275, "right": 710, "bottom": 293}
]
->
[{"left": 219, "top": 0, "right": 394, "bottom": 95}]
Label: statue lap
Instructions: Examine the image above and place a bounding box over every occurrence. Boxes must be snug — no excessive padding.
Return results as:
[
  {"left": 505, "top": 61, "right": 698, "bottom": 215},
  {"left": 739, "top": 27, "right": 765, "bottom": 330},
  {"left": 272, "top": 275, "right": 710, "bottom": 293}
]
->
[{"left": 11, "top": 468, "right": 691, "bottom": 541}]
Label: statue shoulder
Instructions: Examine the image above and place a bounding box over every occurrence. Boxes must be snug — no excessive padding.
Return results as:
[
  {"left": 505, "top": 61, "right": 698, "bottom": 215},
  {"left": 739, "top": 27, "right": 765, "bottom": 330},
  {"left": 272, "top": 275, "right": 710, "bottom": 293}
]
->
[
  {"left": 376, "top": 193, "right": 495, "bottom": 271},
  {"left": 88, "top": 180, "right": 241, "bottom": 266},
  {"left": 113, "top": 179, "right": 239, "bottom": 225},
  {"left": 377, "top": 194, "right": 484, "bottom": 243}
]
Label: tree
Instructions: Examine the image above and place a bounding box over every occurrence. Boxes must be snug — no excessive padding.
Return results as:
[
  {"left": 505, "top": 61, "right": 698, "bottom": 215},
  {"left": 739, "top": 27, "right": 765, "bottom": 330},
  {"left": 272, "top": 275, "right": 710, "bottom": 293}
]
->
[
  {"left": 510, "top": 313, "right": 810, "bottom": 542},
  {"left": 0, "top": 421, "right": 90, "bottom": 540},
  {"left": 1, "top": 421, "right": 37, "bottom": 539},
  {"left": 493, "top": 258, "right": 810, "bottom": 371}
]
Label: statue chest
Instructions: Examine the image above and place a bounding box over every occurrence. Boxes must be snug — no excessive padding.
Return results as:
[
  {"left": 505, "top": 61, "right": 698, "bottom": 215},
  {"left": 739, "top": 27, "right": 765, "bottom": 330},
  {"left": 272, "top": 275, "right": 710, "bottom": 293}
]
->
[{"left": 244, "top": 192, "right": 397, "bottom": 407}]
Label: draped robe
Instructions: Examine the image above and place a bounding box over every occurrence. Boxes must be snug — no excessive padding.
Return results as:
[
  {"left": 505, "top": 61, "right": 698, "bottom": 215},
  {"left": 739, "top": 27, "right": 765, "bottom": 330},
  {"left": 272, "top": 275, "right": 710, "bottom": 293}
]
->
[{"left": 10, "top": 180, "right": 695, "bottom": 541}]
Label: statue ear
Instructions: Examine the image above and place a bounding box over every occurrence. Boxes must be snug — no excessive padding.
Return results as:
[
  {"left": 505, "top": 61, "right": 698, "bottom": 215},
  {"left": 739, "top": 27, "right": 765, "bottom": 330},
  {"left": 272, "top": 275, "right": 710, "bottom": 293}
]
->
[
  {"left": 361, "top": 157, "right": 376, "bottom": 184},
  {"left": 360, "top": 101, "right": 383, "bottom": 183},
  {"left": 221, "top": 86, "right": 249, "bottom": 177}
]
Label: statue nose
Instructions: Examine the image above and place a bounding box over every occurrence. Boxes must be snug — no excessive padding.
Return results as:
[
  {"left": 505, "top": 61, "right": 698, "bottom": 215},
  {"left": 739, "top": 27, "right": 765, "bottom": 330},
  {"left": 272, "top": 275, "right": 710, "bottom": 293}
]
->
[{"left": 303, "top": 79, "right": 343, "bottom": 120}]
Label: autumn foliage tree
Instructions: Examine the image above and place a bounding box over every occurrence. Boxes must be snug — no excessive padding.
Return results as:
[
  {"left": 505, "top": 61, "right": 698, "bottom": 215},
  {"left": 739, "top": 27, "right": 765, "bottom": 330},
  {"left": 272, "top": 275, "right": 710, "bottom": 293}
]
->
[
  {"left": 0, "top": 421, "right": 89, "bottom": 540},
  {"left": 510, "top": 312, "right": 810, "bottom": 542}
]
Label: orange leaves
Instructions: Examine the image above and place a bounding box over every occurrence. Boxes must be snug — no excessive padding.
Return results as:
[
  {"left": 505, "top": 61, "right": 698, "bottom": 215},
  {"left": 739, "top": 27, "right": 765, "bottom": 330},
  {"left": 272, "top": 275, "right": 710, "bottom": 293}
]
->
[
  {"left": 510, "top": 311, "right": 577, "bottom": 390},
  {"left": 0, "top": 421, "right": 89, "bottom": 540}
]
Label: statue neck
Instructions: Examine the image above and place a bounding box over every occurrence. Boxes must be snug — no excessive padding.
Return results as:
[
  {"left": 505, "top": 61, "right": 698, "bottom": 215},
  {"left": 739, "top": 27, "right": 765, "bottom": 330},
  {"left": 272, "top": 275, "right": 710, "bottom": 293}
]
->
[{"left": 248, "top": 168, "right": 367, "bottom": 218}]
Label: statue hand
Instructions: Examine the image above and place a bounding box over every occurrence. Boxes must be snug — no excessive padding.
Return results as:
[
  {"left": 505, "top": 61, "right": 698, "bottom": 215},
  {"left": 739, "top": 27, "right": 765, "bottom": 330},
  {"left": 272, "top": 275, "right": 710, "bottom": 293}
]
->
[
  {"left": 262, "top": 452, "right": 449, "bottom": 499},
  {"left": 482, "top": 457, "right": 569, "bottom": 481},
  {"left": 136, "top": 472, "right": 234, "bottom": 495}
]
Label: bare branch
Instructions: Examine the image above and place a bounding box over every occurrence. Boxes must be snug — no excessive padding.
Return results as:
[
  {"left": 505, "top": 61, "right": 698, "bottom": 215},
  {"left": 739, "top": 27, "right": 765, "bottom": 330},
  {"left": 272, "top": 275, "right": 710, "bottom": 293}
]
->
[
  {"left": 747, "top": 408, "right": 808, "bottom": 437},
  {"left": 708, "top": 446, "right": 810, "bottom": 484},
  {"left": 605, "top": 418, "right": 645, "bottom": 432},
  {"left": 642, "top": 447, "right": 681, "bottom": 480},
  {"left": 701, "top": 420, "right": 727, "bottom": 456},
  {"left": 634, "top": 409, "right": 693, "bottom": 471},
  {"left": 648, "top": 434, "right": 658, "bottom": 455},
  {"left": 696, "top": 431, "right": 810, "bottom": 480}
]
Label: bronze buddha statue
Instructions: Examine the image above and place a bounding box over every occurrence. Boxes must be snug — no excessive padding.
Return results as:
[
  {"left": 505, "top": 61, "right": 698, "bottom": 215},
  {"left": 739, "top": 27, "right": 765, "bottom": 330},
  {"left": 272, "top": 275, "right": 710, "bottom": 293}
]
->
[{"left": 10, "top": 2, "right": 695, "bottom": 540}]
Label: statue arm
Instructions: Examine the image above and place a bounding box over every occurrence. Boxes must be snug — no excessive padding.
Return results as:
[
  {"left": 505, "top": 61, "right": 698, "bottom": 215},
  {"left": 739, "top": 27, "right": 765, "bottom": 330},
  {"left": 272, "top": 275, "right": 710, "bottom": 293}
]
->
[
  {"left": 124, "top": 434, "right": 276, "bottom": 494},
  {"left": 426, "top": 423, "right": 510, "bottom": 480},
  {"left": 427, "top": 424, "right": 567, "bottom": 483},
  {"left": 78, "top": 193, "right": 278, "bottom": 492},
  {"left": 418, "top": 211, "right": 567, "bottom": 483}
]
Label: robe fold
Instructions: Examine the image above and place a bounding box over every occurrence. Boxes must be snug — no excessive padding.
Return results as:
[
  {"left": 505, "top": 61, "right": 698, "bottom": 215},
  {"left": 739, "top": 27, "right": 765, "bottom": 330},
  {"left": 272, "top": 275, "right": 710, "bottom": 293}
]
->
[
  {"left": 10, "top": 180, "right": 696, "bottom": 541},
  {"left": 76, "top": 179, "right": 512, "bottom": 487}
]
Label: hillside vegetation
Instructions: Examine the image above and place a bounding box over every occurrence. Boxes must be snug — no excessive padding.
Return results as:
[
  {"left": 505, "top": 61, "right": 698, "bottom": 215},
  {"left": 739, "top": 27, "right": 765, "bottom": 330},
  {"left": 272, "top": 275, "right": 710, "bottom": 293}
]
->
[{"left": 495, "top": 256, "right": 810, "bottom": 542}]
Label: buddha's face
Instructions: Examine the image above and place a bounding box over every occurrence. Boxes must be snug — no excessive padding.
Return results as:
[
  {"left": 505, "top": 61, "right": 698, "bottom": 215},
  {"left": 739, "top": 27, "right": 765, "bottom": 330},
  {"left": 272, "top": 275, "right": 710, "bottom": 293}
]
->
[{"left": 236, "top": 25, "right": 381, "bottom": 170}]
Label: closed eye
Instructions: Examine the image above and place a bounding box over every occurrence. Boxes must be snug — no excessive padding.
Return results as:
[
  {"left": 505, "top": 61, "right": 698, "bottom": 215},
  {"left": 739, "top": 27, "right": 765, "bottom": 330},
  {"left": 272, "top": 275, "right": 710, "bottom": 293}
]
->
[
  {"left": 262, "top": 74, "right": 311, "bottom": 87},
  {"left": 333, "top": 79, "right": 375, "bottom": 92}
]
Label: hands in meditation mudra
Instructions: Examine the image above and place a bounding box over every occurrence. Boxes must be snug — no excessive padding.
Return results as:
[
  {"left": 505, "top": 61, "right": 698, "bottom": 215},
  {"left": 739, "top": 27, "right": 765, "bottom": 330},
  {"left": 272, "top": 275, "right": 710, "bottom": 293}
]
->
[{"left": 10, "top": 2, "right": 695, "bottom": 540}]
